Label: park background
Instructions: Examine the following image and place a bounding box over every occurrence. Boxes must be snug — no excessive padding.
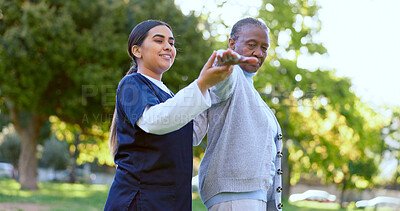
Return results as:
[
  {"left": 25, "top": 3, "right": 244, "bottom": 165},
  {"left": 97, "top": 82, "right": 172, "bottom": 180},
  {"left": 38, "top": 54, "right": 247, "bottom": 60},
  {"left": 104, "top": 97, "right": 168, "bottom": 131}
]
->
[{"left": 0, "top": 0, "right": 399, "bottom": 210}]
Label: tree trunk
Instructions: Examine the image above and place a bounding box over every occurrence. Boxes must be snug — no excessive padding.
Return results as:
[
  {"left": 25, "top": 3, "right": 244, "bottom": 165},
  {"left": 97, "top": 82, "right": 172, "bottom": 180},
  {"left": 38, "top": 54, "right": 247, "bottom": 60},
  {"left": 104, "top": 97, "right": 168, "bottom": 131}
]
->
[
  {"left": 17, "top": 125, "right": 39, "bottom": 189},
  {"left": 9, "top": 105, "right": 47, "bottom": 190},
  {"left": 394, "top": 157, "right": 400, "bottom": 190},
  {"left": 340, "top": 177, "right": 347, "bottom": 208},
  {"left": 12, "top": 163, "right": 18, "bottom": 180},
  {"left": 282, "top": 144, "right": 290, "bottom": 199},
  {"left": 282, "top": 105, "right": 291, "bottom": 199},
  {"left": 69, "top": 132, "right": 80, "bottom": 183},
  {"left": 53, "top": 168, "right": 57, "bottom": 181}
]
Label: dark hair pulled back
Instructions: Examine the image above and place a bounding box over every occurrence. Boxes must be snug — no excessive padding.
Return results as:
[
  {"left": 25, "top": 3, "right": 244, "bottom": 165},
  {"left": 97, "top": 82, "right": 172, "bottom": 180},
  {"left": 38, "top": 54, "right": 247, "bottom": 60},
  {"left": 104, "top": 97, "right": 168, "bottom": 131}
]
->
[{"left": 126, "top": 20, "right": 172, "bottom": 75}]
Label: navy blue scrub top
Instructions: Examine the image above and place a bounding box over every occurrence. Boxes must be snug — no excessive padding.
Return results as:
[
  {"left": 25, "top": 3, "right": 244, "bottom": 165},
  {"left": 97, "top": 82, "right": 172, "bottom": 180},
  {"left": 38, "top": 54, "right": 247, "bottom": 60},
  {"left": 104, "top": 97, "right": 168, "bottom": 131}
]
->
[{"left": 104, "top": 73, "right": 193, "bottom": 211}]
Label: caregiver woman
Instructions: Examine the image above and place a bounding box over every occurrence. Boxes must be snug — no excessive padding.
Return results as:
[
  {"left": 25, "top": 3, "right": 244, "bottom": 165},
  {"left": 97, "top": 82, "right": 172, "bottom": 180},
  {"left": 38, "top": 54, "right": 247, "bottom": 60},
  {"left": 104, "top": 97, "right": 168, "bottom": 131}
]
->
[{"left": 104, "top": 20, "right": 256, "bottom": 211}]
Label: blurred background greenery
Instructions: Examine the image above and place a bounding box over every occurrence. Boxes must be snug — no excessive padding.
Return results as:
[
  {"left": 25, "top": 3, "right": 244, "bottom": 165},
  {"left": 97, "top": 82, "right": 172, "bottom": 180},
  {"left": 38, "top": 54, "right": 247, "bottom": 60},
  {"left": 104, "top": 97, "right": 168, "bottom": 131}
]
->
[{"left": 0, "top": 0, "right": 399, "bottom": 210}]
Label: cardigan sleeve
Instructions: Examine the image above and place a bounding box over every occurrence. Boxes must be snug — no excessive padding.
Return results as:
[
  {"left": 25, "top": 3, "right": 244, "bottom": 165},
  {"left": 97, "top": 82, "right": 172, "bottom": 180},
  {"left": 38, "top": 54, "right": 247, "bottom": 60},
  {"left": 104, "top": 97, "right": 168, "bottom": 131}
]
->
[{"left": 209, "top": 65, "right": 238, "bottom": 104}]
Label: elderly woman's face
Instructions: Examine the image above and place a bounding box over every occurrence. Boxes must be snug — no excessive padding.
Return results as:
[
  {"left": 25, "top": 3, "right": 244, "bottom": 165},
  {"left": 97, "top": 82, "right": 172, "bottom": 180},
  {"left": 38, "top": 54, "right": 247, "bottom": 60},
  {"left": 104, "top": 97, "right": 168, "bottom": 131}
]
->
[{"left": 230, "top": 25, "right": 269, "bottom": 73}]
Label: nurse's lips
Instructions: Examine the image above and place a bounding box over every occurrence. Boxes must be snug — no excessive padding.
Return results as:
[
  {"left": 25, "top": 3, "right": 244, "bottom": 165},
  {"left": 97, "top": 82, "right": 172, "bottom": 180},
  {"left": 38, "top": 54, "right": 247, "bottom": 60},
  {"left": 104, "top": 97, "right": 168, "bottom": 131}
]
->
[{"left": 160, "top": 54, "right": 172, "bottom": 59}]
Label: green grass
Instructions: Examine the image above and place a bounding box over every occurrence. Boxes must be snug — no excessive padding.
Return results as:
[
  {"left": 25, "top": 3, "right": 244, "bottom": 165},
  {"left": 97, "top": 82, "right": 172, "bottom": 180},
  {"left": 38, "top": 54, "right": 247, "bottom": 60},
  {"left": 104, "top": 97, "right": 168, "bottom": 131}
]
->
[
  {"left": 0, "top": 178, "right": 108, "bottom": 211},
  {"left": 192, "top": 198, "right": 207, "bottom": 211},
  {"left": 0, "top": 178, "right": 395, "bottom": 211}
]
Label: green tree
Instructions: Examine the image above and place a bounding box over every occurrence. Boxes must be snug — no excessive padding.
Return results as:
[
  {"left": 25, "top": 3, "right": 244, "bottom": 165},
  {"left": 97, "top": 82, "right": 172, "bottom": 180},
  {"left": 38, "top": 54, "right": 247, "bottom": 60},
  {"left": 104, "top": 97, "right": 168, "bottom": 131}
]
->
[
  {"left": 0, "top": 0, "right": 214, "bottom": 189},
  {"left": 48, "top": 116, "right": 112, "bottom": 183},
  {"left": 283, "top": 78, "right": 384, "bottom": 206},
  {"left": 381, "top": 107, "right": 400, "bottom": 189},
  {"left": 0, "top": 0, "right": 124, "bottom": 189},
  {"left": 256, "top": 0, "right": 325, "bottom": 198},
  {"left": 254, "top": 0, "right": 385, "bottom": 204}
]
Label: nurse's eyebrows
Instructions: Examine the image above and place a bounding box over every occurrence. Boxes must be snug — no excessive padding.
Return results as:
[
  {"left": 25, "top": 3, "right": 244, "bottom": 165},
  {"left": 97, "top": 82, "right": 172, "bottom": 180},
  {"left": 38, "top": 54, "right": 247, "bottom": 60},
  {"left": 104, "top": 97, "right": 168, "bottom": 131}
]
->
[{"left": 152, "top": 34, "right": 174, "bottom": 40}]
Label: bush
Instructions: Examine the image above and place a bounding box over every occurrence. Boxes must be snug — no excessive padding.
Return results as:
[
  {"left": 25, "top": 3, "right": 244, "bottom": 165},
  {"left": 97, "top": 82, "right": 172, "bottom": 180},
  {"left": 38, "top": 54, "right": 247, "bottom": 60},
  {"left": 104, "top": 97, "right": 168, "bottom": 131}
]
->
[
  {"left": 40, "top": 137, "right": 70, "bottom": 171},
  {"left": 0, "top": 133, "right": 21, "bottom": 165},
  {"left": 0, "top": 132, "right": 21, "bottom": 178}
]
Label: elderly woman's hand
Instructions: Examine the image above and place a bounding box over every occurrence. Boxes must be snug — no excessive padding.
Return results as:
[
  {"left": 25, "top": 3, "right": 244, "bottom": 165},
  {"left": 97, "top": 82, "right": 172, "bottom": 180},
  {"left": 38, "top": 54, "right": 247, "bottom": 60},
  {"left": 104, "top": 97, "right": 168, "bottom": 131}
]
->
[{"left": 214, "top": 49, "right": 258, "bottom": 66}]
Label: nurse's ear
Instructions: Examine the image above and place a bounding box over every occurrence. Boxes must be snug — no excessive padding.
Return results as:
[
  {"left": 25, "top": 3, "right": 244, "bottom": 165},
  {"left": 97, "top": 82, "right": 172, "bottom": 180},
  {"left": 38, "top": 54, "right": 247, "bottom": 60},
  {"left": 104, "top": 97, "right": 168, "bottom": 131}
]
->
[{"left": 132, "top": 45, "right": 142, "bottom": 59}]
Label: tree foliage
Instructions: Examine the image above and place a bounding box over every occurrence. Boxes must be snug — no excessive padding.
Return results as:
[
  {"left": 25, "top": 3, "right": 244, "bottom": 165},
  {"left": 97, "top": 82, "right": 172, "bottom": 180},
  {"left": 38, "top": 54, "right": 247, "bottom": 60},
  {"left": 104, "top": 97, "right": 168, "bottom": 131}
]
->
[
  {"left": 380, "top": 107, "right": 400, "bottom": 188},
  {"left": 253, "top": 0, "right": 386, "bottom": 204}
]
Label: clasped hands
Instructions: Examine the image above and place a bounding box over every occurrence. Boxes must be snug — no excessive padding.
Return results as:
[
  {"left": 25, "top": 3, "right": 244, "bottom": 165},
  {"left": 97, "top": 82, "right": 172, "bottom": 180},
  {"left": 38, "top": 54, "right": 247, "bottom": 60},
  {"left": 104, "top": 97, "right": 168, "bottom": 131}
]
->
[
  {"left": 197, "top": 49, "right": 258, "bottom": 95},
  {"left": 214, "top": 49, "right": 258, "bottom": 66}
]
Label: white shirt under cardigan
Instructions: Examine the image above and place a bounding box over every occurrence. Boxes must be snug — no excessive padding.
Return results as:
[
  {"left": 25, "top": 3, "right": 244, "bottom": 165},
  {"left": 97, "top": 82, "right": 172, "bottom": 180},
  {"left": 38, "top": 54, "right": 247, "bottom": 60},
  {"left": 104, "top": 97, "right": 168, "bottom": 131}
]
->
[{"left": 136, "top": 73, "right": 210, "bottom": 143}]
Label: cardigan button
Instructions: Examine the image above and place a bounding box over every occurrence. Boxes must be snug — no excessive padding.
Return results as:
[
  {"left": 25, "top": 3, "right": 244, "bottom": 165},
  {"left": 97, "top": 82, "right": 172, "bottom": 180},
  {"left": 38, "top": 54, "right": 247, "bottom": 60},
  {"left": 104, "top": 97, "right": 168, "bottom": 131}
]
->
[
  {"left": 278, "top": 133, "right": 283, "bottom": 140},
  {"left": 277, "top": 169, "right": 283, "bottom": 175},
  {"left": 277, "top": 151, "right": 283, "bottom": 158},
  {"left": 277, "top": 203, "right": 283, "bottom": 209},
  {"left": 277, "top": 186, "right": 282, "bottom": 193}
]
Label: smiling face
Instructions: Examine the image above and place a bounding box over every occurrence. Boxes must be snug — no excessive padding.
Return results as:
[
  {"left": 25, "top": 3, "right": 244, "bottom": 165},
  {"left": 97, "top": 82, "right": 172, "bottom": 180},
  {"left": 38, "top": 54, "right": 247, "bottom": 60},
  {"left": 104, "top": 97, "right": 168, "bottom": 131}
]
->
[
  {"left": 135, "top": 25, "right": 176, "bottom": 79},
  {"left": 229, "top": 24, "right": 269, "bottom": 73}
]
